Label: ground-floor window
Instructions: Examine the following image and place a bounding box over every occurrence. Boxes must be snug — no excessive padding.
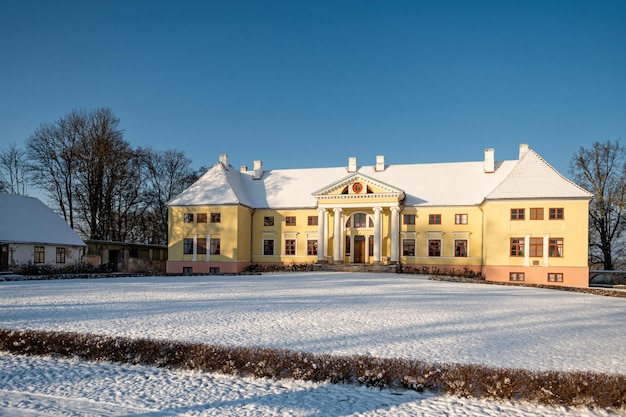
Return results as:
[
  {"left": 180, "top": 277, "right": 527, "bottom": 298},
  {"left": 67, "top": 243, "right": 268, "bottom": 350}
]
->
[
  {"left": 510, "top": 238, "right": 524, "bottom": 257},
  {"left": 197, "top": 238, "right": 207, "bottom": 255},
  {"left": 510, "top": 272, "right": 525, "bottom": 281},
  {"left": 548, "top": 273, "right": 563, "bottom": 283},
  {"left": 428, "top": 239, "right": 441, "bottom": 257},
  {"left": 549, "top": 238, "right": 563, "bottom": 257},
  {"left": 210, "top": 238, "right": 220, "bottom": 255},
  {"left": 454, "top": 240, "right": 467, "bottom": 257},
  {"left": 285, "top": 239, "right": 296, "bottom": 255},
  {"left": 34, "top": 246, "right": 45, "bottom": 263},
  {"left": 263, "top": 239, "right": 274, "bottom": 256},
  {"left": 183, "top": 267, "right": 193, "bottom": 274},
  {"left": 307, "top": 240, "right": 318, "bottom": 256},
  {"left": 402, "top": 239, "right": 415, "bottom": 256},
  {"left": 183, "top": 238, "right": 193, "bottom": 255},
  {"left": 209, "top": 267, "right": 220, "bottom": 274},
  {"left": 56, "top": 247, "right": 66, "bottom": 263},
  {"left": 529, "top": 237, "right": 543, "bottom": 257}
]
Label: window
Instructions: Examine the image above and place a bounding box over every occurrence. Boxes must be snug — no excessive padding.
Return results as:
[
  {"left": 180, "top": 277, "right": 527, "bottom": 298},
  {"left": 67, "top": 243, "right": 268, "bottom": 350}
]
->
[
  {"left": 307, "top": 240, "right": 318, "bottom": 256},
  {"left": 354, "top": 213, "right": 366, "bottom": 228},
  {"left": 55, "top": 247, "right": 66, "bottom": 263},
  {"left": 530, "top": 208, "right": 544, "bottom": 220},
  {"left": 549, "top": 238, "right": 563, "bottom": 257},
  {"left": 454, "top": 240, "right": 467, "bottom": 257},
  {"left": 549, "top": 208, "right": 564, "bottom": 220},
  {"left": 455, "top": 214, "right": 468, "bottom": 225},
  {"left": 369, "top": 238, "right": 374, "bottom": 256},
  {"left": 308, "top": 216, "right": 318, "bottom": 226},
  {"left": 285, "top": 239, "right": 296, "bottom": 255},
  {"left": 510, "top": 209, "right": 525, "bottom": 220},
  {"left": 548, "top": 273, "right": 563, "bottom": 283},
  {"left": 510, "top": 272, "right": 525, "bottom": 282},
  {"left": 263, "top": 239, "right": 274, "bottom": 255},
  {"left": 345, "top": 236, "right": 351, "bottom": 255},
  {"left": 197, "top": 213, "right": 207, "bottom": 223},
  {"left": 510, "top": 238, "right": 524, "bottom": 256},
  {"left": 184, "top": 213, "right": 194, "bottom": 223},
  {"left": 183, "top": 238, "right": 193, "bottom": 255},
  {"left": 264, "top": 216, "right": 274, "bottom": 226},
  {"left": 286, "top": 216, "right": 296, "bottom": 226},
  {"left": 402, "top": 239, "right": 415, "bottom": 256},
  {"left": 428, "top": 239, "right": 441, "bottom": 256},
  {"left": 210, "top": 213, "right": 221, "bottom": 223},
  {"left": 209, "top": 267, "right": 220, "bottom": 274},
  {"left": 210, "top": 238, "right": 220, "bottom": 255},
  {"left": 428, "top": 214, "right": 441, "bottom": 225},
  {"left": 197, "top": 238, "right": 207, "bottom": 255},
  {"left": 183, "top": 267, "right": 193, "bottom": 275},
  {"left": 403, "top": 214, "right": 416, "bottom": 225},
  {"left": 529, "top": 237, "right": 543, "bottom": 257}
]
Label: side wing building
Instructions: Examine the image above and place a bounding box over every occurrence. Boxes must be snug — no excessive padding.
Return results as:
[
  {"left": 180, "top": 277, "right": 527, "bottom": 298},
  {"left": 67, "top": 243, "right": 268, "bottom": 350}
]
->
[{"left": 167, "top": 144, "right": 592, "bottom": 286}]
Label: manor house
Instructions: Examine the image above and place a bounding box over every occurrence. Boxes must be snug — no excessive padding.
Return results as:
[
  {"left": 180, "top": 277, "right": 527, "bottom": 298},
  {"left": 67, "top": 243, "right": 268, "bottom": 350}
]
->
[{"left": 167, "top": 144, "right": 592, "bottom": 286}]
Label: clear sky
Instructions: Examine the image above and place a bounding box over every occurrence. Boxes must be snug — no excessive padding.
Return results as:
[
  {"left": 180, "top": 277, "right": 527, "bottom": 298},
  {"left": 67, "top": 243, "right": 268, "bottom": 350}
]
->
[{"left": 1, "top": 0, "right": 625, "bottom": 178}]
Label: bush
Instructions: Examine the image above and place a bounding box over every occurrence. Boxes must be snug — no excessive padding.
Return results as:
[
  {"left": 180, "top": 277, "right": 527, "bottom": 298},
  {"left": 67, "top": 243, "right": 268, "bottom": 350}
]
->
[
  {"left": 1, "top": 328, "right": 624, "bottom": 410},
  {"left": 401, "top": 265, "right": 484, "bottom": 280},
  {"left": 14, "top": 262, "right": 112, "bottom": 276},
  {"left": 245, "top": 262, "right": 318, "bottom": 273}
]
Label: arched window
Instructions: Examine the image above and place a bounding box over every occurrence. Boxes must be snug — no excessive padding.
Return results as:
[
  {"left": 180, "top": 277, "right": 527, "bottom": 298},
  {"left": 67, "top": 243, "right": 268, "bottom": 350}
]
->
[{"left": 345, "top": 213, "right": 374, "bottom": 228}]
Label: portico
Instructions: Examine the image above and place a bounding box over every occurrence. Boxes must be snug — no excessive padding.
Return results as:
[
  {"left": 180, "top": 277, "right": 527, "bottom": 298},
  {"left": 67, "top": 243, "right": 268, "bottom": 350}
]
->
[{"left": 312, "top": 173, "right": 405, "bottom": 265}]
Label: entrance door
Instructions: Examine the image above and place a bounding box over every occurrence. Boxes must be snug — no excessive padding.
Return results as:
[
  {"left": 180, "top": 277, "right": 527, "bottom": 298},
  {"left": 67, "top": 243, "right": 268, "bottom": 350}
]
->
[
  {"left": 0, "top": 245, "right": 8, "bottom": 271},
  {"left": 353, "top": 236, "right": 365, "bottom": 263}
]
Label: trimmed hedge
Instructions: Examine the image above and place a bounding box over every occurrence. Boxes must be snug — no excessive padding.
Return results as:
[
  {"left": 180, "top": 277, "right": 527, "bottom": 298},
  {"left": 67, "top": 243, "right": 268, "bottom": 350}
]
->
[{"left": 1, "top": 328, "right": 624, "bottom": 410}]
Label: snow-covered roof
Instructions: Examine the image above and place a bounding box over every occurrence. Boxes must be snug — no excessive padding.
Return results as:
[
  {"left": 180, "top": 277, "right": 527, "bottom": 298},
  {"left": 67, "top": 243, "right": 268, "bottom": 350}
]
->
[
  {"left": 486, "top": 149, "right": 593, "bottom": 200},
  {"left": 168, "top": 147, "right": 592, "bottom": 209},
  {"left": 0, "top": 193, "right": 86, "bottom": 247}
]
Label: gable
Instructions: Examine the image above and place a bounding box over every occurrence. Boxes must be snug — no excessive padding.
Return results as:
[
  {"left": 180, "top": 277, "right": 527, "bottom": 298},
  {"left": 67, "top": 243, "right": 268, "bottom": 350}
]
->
[{"left": 312, "top": 173, "right": 405, "bottom": 204}]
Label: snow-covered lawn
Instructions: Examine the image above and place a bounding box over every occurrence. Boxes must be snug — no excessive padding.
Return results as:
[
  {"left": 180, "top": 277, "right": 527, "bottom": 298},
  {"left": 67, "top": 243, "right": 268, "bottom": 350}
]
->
[{"left": 1, "top": 272, "right": 625, "bottom": 416}]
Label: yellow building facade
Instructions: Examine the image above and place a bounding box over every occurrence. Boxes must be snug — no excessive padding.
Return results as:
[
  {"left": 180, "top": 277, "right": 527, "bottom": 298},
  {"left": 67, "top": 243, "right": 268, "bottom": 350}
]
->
[{"left": 167, "top": 145, "right": 592, "bottom": 286}]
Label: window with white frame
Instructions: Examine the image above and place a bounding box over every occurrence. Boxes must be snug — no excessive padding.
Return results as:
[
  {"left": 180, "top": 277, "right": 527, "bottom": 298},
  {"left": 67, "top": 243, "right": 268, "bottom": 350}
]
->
[
  {"left": 402, "top": 239, "right": 415, "bottom": 256},
  {"left": 428, "top": 239, "right": 441, "bottom": 257},
  {"left": 263, "top": 239, "right": 274, "bottom": 255},
  {"left": 455, "top": 214, "right": 468, "bottom": 225},
  {"left": 454, "top": 239, "right": 468, "bottom": 257}
]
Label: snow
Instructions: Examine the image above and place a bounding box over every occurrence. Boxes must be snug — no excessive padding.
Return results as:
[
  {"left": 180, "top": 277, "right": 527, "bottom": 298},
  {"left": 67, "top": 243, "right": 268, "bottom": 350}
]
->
[{"left": 1, "top": 272, "right": 625, "bottom": 416}]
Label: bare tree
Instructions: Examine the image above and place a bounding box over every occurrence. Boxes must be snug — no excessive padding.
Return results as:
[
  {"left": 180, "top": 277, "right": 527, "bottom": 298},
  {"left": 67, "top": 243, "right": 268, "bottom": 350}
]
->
[
  {"left": 570, "top": 140, "right": 626, "bottom": 270},
  {"left": 140, "top": 148, "right": 201, "bottom": 244},
  {"left": 0, "top": 142, "right": 29, "bottom": 195},
  {"left": 26, "top": 115, "right": 81, "bottom": 228}
]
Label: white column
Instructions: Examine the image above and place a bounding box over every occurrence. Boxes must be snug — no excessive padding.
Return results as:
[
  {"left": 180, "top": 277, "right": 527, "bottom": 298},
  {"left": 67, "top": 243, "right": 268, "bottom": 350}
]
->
[
  {"left": 390, "top": 206, "right": 400, "bottom": 263},
  {"left": 317, "top": 208, "right": 326, "bottom": 263},
  {"left": 373, "top": 207, "right": 383, "bottom": 264},
  {"left": 350, "top": 235, "right": 355, "bottom": 263},
  {"left": 543, "top": 234, "right": 550, "bottom": 267},
  {"left": 206, "top": 234, "right": 211, "bottom": 262},
  {"left": 524, "top": 234, "right": 530, "bottom": 267},
  {"left": 333, "top": 208, "right": 343, "bottom": 263},
  {"left": 192, "top": 234, "right": 198, "bottom": 262}
]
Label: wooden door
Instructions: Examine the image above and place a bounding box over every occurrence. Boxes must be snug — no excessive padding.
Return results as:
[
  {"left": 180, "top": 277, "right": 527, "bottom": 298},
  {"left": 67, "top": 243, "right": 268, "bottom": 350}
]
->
[{"left": 353, "top": 236, "right": 365, "bottom": 263}]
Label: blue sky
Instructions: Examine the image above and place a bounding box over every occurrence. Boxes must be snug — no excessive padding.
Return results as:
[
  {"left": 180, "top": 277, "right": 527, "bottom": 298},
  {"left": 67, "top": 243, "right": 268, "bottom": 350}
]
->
[{"left": 1, "top": 0, "right": 624, "bottom": 178}]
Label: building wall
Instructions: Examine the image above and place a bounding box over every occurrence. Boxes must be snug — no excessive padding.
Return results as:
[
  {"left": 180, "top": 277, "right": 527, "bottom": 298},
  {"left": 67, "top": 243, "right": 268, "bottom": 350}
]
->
[
  {"left": 481, "top": 199, "right": 589, "bottom": 286},
  {"left": 7, "top": 243, "right": 84, "bottom": 269},
  {"left": 167, "top": 205, "right": 253, "bottom": 273}
]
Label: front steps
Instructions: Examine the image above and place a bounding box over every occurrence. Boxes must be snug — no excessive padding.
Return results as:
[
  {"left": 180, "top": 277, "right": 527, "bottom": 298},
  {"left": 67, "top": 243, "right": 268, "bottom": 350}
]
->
[{"left": 318, "top": 263, "right": 398, "bottom": 273}]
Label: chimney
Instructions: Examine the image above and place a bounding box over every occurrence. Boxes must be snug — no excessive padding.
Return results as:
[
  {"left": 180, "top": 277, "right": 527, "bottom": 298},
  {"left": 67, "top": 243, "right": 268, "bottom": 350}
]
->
[
  {"left": 519, "top": 143, "right": 529, "bottom": 159},
  {"left": 375, "top": 155, "right": 385, "bottom": 172},
  {"left": 484, "top": 148, "right": 495, "bottom": 173},
  {"left": 219, "top": 154, "right": 229, "bottom": 167},
  {"left": 253, "top": 160, "right": 263, "bottom": 180},
  {"left": 240, "top": 165, "right": 248, "bottom": 173},
  {"left": 348, "top": 157, "right": 357, "bottom": 173}
]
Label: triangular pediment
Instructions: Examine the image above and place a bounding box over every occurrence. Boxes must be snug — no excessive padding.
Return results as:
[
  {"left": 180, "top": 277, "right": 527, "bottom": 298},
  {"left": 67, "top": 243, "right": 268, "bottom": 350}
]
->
[{"left": 312, "top": 173, "right": 405, "bottom": 201}]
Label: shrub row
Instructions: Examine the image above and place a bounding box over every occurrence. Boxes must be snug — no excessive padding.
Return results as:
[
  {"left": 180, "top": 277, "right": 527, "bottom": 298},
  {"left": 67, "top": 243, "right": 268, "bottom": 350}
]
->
[
  {"left": 400, "top": 265, "right": 485, "bottom": 279},
  {"left": 1, "top": 328, "right": 624, "bottom": 410},
  {"left": 245, "top": 262, "right": 319, "bottom": 272},
  {"left": 13, "top": 262, "right": 112, "bottom": 276}
]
